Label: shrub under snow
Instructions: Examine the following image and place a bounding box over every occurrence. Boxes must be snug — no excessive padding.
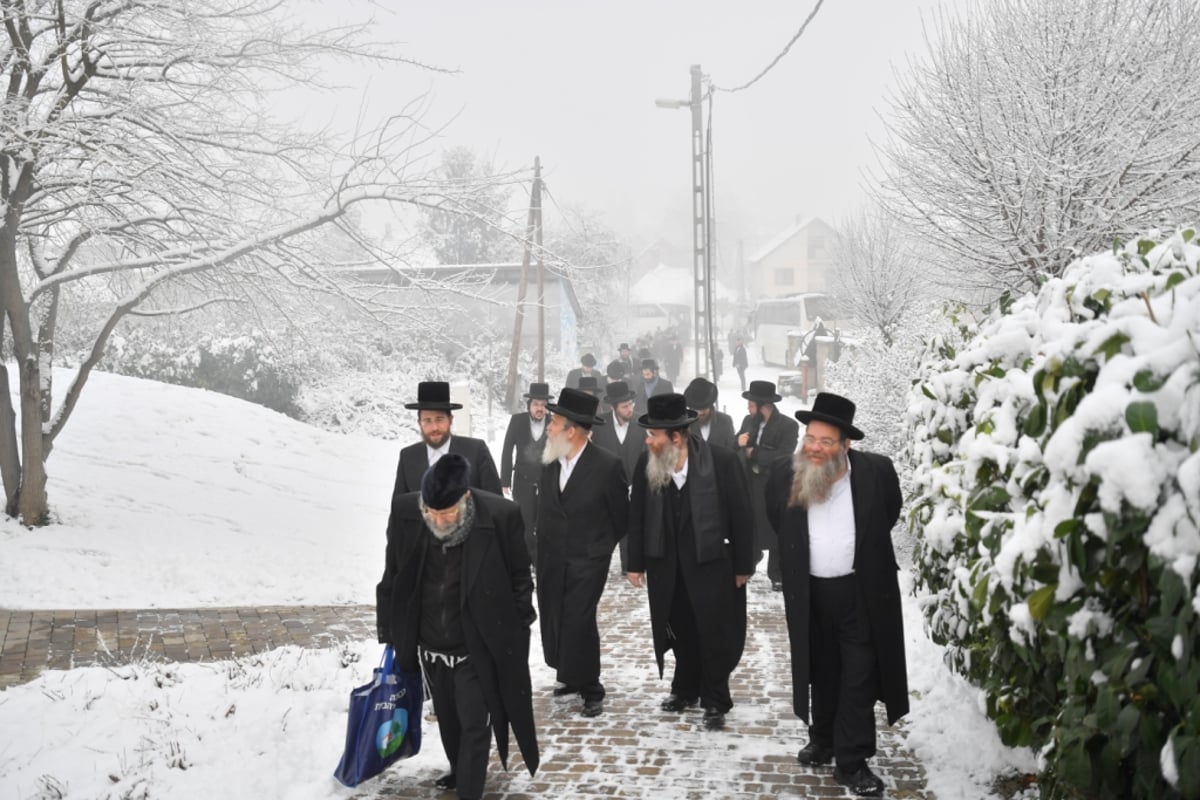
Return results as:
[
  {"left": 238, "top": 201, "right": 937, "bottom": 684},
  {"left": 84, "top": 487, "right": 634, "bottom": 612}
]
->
[{"left": 905, "top": 229, "right": 1200, "bottom": 798}]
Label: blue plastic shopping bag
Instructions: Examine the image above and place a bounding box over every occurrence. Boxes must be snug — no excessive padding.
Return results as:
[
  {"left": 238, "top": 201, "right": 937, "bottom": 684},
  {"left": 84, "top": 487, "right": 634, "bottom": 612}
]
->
[{"left": 333, "top": 645, "right": 422, "bottom": 787}]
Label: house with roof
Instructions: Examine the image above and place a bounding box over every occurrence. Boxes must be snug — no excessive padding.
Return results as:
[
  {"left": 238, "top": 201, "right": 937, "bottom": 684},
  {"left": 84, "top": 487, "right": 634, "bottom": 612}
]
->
[{"left": 746, "top": 217, "right": 837, "bottom": 300}]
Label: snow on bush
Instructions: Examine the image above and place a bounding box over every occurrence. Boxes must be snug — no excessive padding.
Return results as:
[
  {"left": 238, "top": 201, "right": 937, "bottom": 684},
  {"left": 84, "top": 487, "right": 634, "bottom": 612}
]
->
[{"left": 905, "top": 229, "right": 1200, "bottom": 799}]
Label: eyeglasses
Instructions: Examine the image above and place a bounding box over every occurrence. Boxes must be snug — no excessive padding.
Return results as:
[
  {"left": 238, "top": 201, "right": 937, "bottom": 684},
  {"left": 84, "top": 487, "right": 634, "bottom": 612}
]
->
[{"left": 802, "top": 435, "right": 843, "bottom": 449}]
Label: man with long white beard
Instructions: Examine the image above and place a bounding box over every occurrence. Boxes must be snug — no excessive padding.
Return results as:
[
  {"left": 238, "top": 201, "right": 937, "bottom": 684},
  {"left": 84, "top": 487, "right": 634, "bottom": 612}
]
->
[
  {"left": 375, "top": 454, "right": 539, "bottom": 800},
  {"left": 765, "top": 393, "right": 907, "bottom": 799},
  {"left": 626, "top": 393, "right": 754, "bottom": 732},
  {"left": 534, "top": 387, "right": 629, "bottom": 718}
]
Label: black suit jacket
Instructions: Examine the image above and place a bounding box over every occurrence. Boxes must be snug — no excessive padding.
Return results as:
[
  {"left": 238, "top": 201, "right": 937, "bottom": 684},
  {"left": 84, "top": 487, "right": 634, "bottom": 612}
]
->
[
  {"left": 697, "top": 410, "right": 738, "bottom": 452},
  {"left": 738, "top": 409, "right": 799, "bottom": 546},
  {"left": 590, "top": 411, "right": 643, "bottom": 485},
  {"left": 765, "top": 448, "right": 908, "bottom": 727},
  {"left": 392, "top": 435, "right": 502, "bottom": 506},
  {"left": 500, "top": 413, "right": 546, "bottom": 488},
  {"left": 375, "top": 490, "right": 539, "bottom": 773},
  {"left": 633, "top": 377, "right": 675, "bottom": 416}
]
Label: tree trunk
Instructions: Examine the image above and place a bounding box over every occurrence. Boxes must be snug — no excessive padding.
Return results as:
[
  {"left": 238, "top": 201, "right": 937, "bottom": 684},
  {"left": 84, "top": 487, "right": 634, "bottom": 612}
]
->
[
  {"left": 16, "top": 355, "right": 47, "bottom": 524},
  {"left": 0, "top": 366, "right": 20, "bottom": 517}
]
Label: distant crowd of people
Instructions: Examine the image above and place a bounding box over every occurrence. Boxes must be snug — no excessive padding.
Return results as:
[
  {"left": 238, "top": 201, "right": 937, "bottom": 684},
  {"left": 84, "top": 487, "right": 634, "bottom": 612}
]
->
[{"left": 374, "top": 347, "right": 907, "bottom": 799}]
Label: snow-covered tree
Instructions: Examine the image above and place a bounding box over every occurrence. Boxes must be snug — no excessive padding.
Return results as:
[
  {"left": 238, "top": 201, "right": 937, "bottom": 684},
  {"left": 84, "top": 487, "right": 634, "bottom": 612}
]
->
[
  {"left": 0, "top": 0, "right": 474, "bottom": 524},
  {"left": 829, "top": 207, "right": 929, "bottom": 346},
  {"left": 420, "top": 146, "right": 519, "bottom": 265},
  {"left": 878, "top": 0, "right": 1200, "bottom": 294},
  {"left": 905, "top": 229, "right": 1200, "bottom": 798}
]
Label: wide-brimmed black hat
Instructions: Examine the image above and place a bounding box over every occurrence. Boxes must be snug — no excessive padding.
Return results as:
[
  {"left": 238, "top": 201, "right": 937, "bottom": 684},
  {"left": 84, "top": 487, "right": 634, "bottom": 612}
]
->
[
  {"left": 421, "top": 453, "right": 471, "bottom": 510},
  {"left": 547, "top": 387, "right": 605, "bottom": 427},
  {"left": 641, "top": 358, "right": 659, "bottom": 371},
  {"left": 604, "top": 380, "right": 636, "bottom": 405},
  {"left": 606, "top": 359, "right": 628, "bottom": 380},
  {"left": 580, "top": 352, "right": 597, "bottom": 367},
  {"left": 523, "top": 382, "right": 554, "bottom": 400},
  {"left": 618, "top": 342, "right": 631, "bottom": 351},
  {"left": 683, "top": 377, "right": 718, "bottom": 410},
  {"left": 578, "top": 376, "right": 602, "bottom": 397},
  {"left": 638, "top": 392, "right": 698, "bottom": 429},
  {"left": 405, "top": 381, "right": 463, "bottom": 411},
  {"left": 795, "top": 392, "right": 864, "bottom": 440},
  {"left": 742, "top": 379, "right": 782, "bottom": 404}
]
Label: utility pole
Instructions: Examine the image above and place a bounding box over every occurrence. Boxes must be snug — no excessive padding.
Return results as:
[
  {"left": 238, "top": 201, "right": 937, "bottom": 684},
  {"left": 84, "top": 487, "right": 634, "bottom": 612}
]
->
[
  {"left": 659, "top": 65, "right": 714, "bottom": 379},
  {"left": 503, "top": 157, "right": 543, "bottom": 409}
]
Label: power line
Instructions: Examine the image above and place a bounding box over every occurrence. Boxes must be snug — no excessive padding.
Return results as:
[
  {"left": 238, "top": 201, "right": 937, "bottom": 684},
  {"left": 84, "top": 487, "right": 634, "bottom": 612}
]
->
[{"left": 713, "top": 0, "right": 827, "bottom": 94}]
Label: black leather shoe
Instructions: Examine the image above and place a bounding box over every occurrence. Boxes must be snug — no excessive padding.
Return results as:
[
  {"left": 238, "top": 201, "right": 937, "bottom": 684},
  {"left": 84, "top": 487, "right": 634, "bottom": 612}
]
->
[
  {"left": 581, "top": 698, "right": 604, "bottom": 717},
  {"left": 433, "top": 772, "right": 456, "bottom": 791},
  {"left": 552, "top": 684, "right": 578, "bottom": 697},
  {"left": 796, "top": 741, "right": 834, "bottom": 766},
  {"left": 702, "top": 707, "right": 725, "bottom": 730},
  {"left": 660, "top": 694, "right": 699, "bottom": 712},
  {"left": 834, "top": 762, "right": 884, "bottom": 797}
]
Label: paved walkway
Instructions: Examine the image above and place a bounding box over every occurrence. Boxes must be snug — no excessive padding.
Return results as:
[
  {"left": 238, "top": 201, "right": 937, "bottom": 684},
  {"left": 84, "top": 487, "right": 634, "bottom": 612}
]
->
[{"left": 0, "top": 569, "right": 934, "bottom": 799}]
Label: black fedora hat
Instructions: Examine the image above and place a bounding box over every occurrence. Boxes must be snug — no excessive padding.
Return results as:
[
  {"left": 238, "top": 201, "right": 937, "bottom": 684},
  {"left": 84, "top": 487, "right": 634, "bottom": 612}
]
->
[
  {"left": 742, "top": 379, "right": 782, "bottom": 404},
  {"left": 683, "top": 377, "right": 718, "bottom": 410},
  {"left": 795, "top": 392, "right": 864, "bottom": 440},
  {"left": 547, "top": 387, "right": 605, "bottom": 427},
  {"left": 523, "top": 381, "right": 554, "bottom": 401},
  {"left": 405, "top": 381, "right": 463, "bottom": 411},
  {"left": 618, "top": 342, "right": 631, "bottom": 351},
  {"left": 578, "top": 376, "right": 602, "bottom": 397},
  {"left": 580, "top": 352, "right": 597, "bottom": 367},
  {"left": 604, "top": 380, "right": 636, "bottom": 405},
  {"left": 638, "top": 392, "right": 698, "bottom": 429},
  {"left": 605, "top": 359, "right": 628, "bottom": 380},
  {"left": 641, "top": 358, "right": 659, "bottom": 371}
]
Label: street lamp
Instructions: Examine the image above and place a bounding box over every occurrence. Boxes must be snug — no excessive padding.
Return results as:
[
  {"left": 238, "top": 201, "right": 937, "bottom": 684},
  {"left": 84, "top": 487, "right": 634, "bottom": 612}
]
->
[{"left": 655, "top": 65, "right": 715, "bottom": 381}]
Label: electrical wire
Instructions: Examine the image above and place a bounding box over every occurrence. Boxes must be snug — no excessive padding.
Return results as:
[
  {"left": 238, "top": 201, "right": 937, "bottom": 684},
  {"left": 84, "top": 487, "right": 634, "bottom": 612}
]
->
[{"left": 713, "top": 0, "right": 827, "bottom": 94}]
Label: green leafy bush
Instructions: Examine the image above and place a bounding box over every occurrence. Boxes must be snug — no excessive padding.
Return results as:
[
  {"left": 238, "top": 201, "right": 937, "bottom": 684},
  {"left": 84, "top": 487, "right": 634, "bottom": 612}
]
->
[{"left": 905, "top": 229, "right": 1200, "bottom": 798}]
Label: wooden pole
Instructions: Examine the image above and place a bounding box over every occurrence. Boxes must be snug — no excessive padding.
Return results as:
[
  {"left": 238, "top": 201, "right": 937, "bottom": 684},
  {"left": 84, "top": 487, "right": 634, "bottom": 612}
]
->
[{"left": 503, "top": 157, "right": 541, "bottom": 409}]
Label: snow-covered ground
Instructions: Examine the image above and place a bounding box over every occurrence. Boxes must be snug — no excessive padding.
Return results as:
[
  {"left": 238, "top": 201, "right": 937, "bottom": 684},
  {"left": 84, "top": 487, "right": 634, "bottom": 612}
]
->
[{"left": 0, "top": 365, "right": 1035, "bottom": 798}]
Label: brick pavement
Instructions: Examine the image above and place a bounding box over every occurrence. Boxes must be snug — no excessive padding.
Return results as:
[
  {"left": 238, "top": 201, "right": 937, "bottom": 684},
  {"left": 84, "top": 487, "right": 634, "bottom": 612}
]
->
[{"left": 0, "top": 567, "right": 934, "bottom": 799}]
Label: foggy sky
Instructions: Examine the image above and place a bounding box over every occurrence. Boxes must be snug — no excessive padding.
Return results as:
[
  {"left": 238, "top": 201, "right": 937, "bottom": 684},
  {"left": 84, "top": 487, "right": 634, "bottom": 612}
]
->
[{"left": 295, "top": 0, "right": 973, "bottom": 261}]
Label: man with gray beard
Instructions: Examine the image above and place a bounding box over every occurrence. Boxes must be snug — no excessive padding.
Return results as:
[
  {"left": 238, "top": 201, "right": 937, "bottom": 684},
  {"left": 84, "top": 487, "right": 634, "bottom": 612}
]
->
[
  {"left": 376, "top": 454, "right": 538, "bottom": 800},
  {"left": 764, "top": 393, "right": 907, "bottom": 798},
  {"left": 626, "top": 393, "right": 755, "bottom": 732},
  {"left": 535, "top": 387, "right": 629, "bottom": 718}
]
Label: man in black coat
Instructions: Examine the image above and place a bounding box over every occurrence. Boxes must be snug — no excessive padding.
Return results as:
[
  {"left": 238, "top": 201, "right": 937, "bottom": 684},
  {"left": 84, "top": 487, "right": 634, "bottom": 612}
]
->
[
  {"left": 732, "top": 336, "right": 749, "bottom": 392},
  {"left": 737, "top": 380, "right": 799, "bottom": 591},
  {"left": 765, "top": 393, "right": 907, "bottom": 799},
  {"left": 565, "top": 352, "right": 601, "bottom": 389},
  {"left": 536, "top": 387, "right": 630, "bottom": 718},
  {"left": 683, "top": 377, "right": 738, "bottom": 452},
  {"left": 633, "top": 358, "right": 674, "bottom": 416},
  {"left": 590, "top": 380, "right": 645, "bottom": 570},
  {"left": 613, "top": 342, "right": 636, "bottom": 381},
  {"left": 392, "top": 381, "right": 501, "bottom": 504},
  {"left": 376, "top": 455, "right": 539, "bottom": 800},
  {"left": 500, "top": 382, "right": 552, "bottom": 561},
  {"left": 626, "top": 393, "right": 755, "bottom": 732}
]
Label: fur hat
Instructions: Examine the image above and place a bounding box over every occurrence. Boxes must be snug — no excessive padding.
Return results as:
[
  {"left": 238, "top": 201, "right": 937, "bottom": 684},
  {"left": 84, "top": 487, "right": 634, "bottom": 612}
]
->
[{"left": 421, "top": 454, "right": 472, "bottom": 510}]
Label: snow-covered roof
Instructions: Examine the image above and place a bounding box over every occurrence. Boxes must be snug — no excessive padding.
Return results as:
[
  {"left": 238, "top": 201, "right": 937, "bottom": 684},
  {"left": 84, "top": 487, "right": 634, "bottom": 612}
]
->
[
  {"left": 748, "top": 216, "right": 829, "bottom": 264},
  {"left": 629, "top": 262, "right": 737, "bottom": 305}
]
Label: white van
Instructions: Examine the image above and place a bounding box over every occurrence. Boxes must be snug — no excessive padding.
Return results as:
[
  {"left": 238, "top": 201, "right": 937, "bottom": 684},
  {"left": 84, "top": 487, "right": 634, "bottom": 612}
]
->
[{"left": 753, "top": 293, "right": 846, "bottom": 366}]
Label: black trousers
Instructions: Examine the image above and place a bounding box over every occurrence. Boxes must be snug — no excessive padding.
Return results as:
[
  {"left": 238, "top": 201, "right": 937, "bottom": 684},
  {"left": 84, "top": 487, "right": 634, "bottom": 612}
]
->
[
  {"left": 808, "top": 575, "right": 879, "bottom": 767},
  {"left": 667, "top": 563, "right": 733, "bottom": 713},
  {"left": 422, "top": 651, "right": 491, "bottom": 800}
]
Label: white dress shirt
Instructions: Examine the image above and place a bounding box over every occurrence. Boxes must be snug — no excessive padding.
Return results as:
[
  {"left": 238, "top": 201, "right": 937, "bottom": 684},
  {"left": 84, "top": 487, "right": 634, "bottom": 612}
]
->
[
  {"left": 559, "top": 441, "right": 587, "bottom": 491},
  {"left": 426, "top": 436, "right": 451, "bottom": 468},
  {"left": 807, "top": 465, "right": 856, "bottom": 577},
  {"left": 671, "top": 455, "right": 689, "bottom": 490},
  {"left": 613, "top": 412, "right": 630, "bottom": 444}
]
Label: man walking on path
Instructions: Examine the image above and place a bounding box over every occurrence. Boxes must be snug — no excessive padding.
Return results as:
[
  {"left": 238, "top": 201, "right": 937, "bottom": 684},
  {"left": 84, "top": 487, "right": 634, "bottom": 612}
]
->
[
  {"left": 376, "top": 454, "right": 539, "bottom": 800},
  {"left": 626, "top": 393, "right": 754, "bottom": 732},
  {"left": 732, "top": 336, "right": 749, "bottom": 392},
  {"left": 392, "top": 381, "right": 501, "bottom": 504},
  {"left": 500, "top": 382, "right": 552, "bottom": 561},
  {"left": 536, "top": 387, "right": 630, "bottom": 718},
  {"left": 765, "top": 392, "right": 908, "bottom": 798},
  {"left": 683, "top": 377, "right": 738, "bottom": 452},
  {"left": 591, "top": 380, "right": 645, "bottom": 571},
  {"left": 737, "top": 380, "right": 799, "bottom": 591}
]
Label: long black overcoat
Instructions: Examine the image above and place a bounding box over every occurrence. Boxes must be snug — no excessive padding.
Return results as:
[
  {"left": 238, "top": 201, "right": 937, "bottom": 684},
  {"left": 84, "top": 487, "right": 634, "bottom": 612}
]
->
[
  {"left": 702, "top": 410, "right": 739, "bottom": 452},
  {"left": 764, "top": 447, "right": 909, "bottom": 726},
  {"left": 626, "top": 435, "right": 756, "bottom": 680},
  {"left": 591, "top": 412, "right": 646, "bottom": 485},
  {"left": 738, "top": 410, "right": 799, "bottom": 550},
  {"left": 375, "top": 490, "right": 539, "bottom": 774},
  {"left": 535, "top": 443, "right": 629, "bottom": 684},
  {"left": 392, "top": 435, "right": 502, "bottom": 505}
]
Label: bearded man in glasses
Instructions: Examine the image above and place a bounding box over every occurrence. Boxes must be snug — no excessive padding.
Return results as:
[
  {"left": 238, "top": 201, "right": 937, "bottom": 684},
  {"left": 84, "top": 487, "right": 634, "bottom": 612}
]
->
[{"left": 764, "top": 392, "right": 907, "bottom": 799}]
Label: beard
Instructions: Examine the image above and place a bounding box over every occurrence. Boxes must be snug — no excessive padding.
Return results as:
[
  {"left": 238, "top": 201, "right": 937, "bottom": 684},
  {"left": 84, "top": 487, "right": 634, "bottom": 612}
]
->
[
  {"left": 422, "top": 429, "right": 449, "bottom": 448},
  {"left": 421, "top": 494, "right": 471, "bottom": 541},
  {"left": 788, "top": 448, "right": 848, "bottom": 508},
  {"left": 645, "top": 439, "right": 683, "bottom": 492},
  {"left": 541, "top": 429, "right": 572, "bottom": 464}
]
